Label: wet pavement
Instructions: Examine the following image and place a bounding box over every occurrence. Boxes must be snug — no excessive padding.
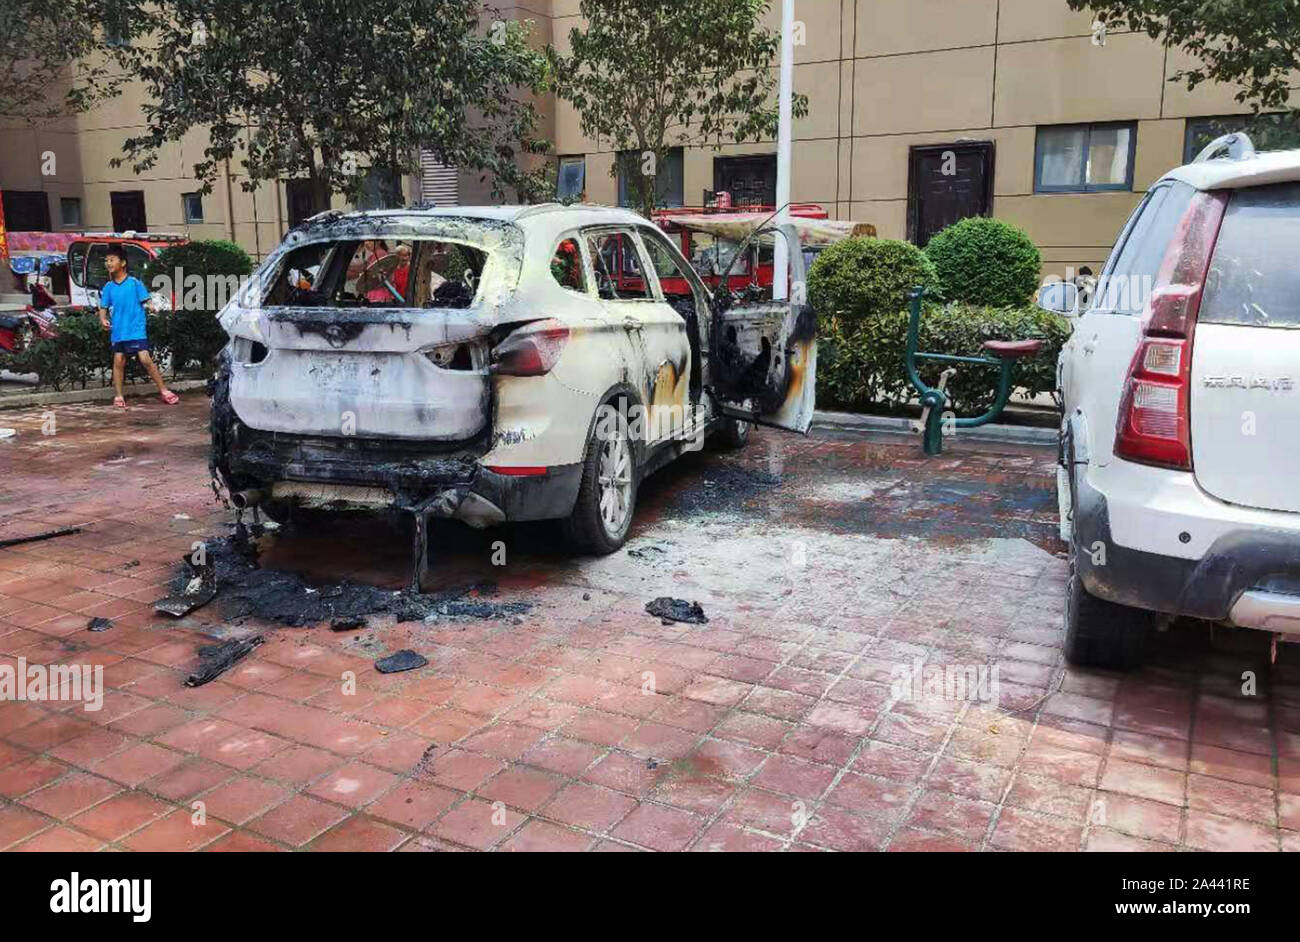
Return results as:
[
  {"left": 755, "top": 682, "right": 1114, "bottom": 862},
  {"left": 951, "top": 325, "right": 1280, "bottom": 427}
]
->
[{"left": 0, "top": 397, "right": 1296, "bottom": 852}]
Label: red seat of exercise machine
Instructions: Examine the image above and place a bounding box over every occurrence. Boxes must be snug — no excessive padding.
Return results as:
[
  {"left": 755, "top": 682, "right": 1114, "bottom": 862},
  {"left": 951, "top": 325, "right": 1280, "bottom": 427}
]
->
[{"left": 982, "top": 339, "right": 1043, "bottom": 359}]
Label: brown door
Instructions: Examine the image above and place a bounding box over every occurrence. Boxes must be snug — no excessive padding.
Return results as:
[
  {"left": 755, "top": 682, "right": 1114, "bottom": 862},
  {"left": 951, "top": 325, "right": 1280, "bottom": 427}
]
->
[
  {"left": 110, "top": 190, "right": 147, "bottom": 232},
  {"left": 907, "top": 142, "right": 995, "bottom": 247}
]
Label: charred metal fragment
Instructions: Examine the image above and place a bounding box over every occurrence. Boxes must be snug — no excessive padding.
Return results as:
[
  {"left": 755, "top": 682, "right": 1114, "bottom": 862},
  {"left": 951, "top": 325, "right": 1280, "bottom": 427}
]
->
[
  {"left": 645, "top": 597, "right": 708, "bottom": 624},
  {"left": 375, "top": 649, "right": 428, "bottom": 674},
  {"left": 185, "top": 635, "right": 264, "bottom": 687}
]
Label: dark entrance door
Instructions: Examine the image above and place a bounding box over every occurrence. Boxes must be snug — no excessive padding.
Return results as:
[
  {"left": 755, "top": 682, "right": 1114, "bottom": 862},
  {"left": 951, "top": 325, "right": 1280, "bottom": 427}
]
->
[
  {"left": 110, "top": 190, "right": 147, "bottom": 232},
  {"left": 907, "top": 142, "right": 995, "bottom": 246},
  {"left": 1, "top": 191, "right": 52, "bottom": 231},
  {"left": 714, "top": 155, "right": 777, "bottom": 208}
]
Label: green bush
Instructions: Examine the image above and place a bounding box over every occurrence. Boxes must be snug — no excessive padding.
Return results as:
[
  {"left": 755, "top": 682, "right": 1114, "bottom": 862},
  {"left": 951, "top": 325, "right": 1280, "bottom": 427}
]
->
[
  {"left": 4, "top": 308, "right": 171, "bottom": 390},
  {"left": 807, "top": 237, "right": 938, "bottom": 328},
  {"left": 924, "top": 217, "right": 1042, "bottom": 307},
  {"left": 143, "top": 239, "right": 252, "bottom": 374},
  {"left": 817, "top": 302, "right": 1070, "bottom": 416}
]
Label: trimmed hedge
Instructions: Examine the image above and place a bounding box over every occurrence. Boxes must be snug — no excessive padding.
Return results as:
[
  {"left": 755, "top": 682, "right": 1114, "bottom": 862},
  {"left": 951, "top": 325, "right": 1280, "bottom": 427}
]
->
[
  {"left": 2, "top": 307, "right": 171, "bottom": 390},
  {"left": 807, "top": 237, "right": 938, "bottom": 328},
  {"left": 817, "top": 302, "right": 1070, "bottom": 416},
  {"left": 924, "top": 217, "right": 1042, "bottom": 307}
]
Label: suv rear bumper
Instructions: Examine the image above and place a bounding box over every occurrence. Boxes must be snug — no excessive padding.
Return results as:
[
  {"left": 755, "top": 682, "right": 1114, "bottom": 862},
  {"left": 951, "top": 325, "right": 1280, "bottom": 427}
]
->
[
  {"left": 224, "top": 427, "right": 582, "bottom": 524},
  {"left": 1074, "top": 460, "right": 1300, "bottom": 625}
]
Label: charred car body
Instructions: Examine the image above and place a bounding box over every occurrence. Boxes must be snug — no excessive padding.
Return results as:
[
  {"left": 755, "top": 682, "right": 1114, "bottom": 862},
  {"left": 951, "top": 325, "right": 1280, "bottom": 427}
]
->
[{"left": 210, "top": 204, "right": 816, "bottom": 564}]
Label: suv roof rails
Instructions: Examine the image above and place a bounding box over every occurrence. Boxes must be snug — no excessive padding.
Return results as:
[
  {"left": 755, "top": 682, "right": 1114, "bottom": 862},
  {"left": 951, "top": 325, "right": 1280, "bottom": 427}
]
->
[{"left": 1194, "top": 131, "right": 1256, "bottom": 164}]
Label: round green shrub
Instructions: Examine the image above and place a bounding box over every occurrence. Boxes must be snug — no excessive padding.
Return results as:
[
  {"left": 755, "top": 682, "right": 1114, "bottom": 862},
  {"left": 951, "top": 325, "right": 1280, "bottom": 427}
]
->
[
  {"left": 142, "top": 239, "right": 253, "bottom": 375},
  {"left": 924, "top": 217, "right": 1042, "bottom": 307},
  {"left": 807, "top": 237, "right": 938, "bottom": 327}
]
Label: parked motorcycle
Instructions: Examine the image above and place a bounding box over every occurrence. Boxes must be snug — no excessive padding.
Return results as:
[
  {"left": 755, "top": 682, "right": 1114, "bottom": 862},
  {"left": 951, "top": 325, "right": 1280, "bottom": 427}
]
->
[{"left": 0, "top": 283, "right": 61, "bottom": 355}]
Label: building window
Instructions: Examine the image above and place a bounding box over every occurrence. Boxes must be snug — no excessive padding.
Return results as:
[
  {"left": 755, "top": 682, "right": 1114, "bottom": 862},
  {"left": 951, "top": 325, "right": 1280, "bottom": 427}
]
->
[
  {"left": 714, "top": 155, "right": 777, "bottom": 207},
  {"left": 1184, "top": 113, "right": 1300, "bottom": 163},
  {"left": 60, "top": 197, "right": 82, "bottom": 228},
  {"left": 1034, "top": 122, "right": 1136, "bottom": 193},
  {"left": 182, "top": 193, "right": 204, "bottom": 224},
  {"left": 104, "top": 5, "right": 131, "bottom": 46},
  {"left": 358, "top": 168, "right": 402, "bottom": 210},
  {"left": 617, "top": 147, "right": 684, "bottom": 210},
  {"left": 1, "top": 191, "right": 52, "bottom": 231},
  {"left": 286, "top": 179, "right": 318, "bottom": 227},
  {"left": 557, "top": 156, "right": 586, "bottom": 202}
]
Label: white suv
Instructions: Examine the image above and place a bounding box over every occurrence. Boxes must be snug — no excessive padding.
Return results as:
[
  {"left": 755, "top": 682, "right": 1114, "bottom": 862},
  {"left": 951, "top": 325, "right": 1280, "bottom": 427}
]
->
[
  {"left": 1042, "top": 133, "right": 1300, "bottom": 669},
  {"left": 211, "top": 205, "right": 815, "bottom": 559}
]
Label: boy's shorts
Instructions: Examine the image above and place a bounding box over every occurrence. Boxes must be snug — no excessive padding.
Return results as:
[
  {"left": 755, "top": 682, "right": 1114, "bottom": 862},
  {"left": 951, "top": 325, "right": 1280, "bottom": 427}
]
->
[{"left": 111, "top": 339, "right": 150, "bottom": 355}]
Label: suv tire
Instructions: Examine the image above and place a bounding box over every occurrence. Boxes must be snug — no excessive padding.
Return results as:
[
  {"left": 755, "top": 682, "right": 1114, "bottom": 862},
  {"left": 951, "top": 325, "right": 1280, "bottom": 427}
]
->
[
  {"left": 563, "top": 405, "right": 637, "bottom": 554},
  {"left": 1062, "top": 469, "right": 1150, "bottom": 670},
  {"left": 714, "top": 416, "right": 751, "bottom": 450}
]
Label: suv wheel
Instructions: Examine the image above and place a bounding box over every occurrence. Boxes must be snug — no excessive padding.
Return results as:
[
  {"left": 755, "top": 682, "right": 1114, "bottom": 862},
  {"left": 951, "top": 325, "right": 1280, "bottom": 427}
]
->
[
  {"left": 563, "top": 406, "right": 637, "bottom": 554},
  {"left": 714, "top": 416, "right": 751, "bottom": 450},
  {"left": 1062, "top": 494, "right": 1151, "bottom": 671}
]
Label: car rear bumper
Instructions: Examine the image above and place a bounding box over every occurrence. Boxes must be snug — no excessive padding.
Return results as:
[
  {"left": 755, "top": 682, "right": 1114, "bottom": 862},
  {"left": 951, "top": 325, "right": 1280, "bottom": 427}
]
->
[
  {"left": 1074, "top": 460, "right": 1300, "bottom": 625},
  {"left": 225, "top": 427, "right": 582, "bottom": 525}
]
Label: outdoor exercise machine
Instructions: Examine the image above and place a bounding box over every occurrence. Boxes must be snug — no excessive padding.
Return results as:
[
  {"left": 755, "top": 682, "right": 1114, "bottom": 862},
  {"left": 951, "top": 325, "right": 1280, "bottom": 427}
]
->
[{"left": 903, "top": 286, "right": 1043, "bottom": 456}]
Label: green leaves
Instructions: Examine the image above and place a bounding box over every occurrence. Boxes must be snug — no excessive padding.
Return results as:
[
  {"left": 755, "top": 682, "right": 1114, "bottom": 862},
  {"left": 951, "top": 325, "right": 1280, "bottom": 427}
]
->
[
  {"left": 552, "top": 0, "right": 807, "bottom": 217},
  {"left": 924, "top": 218, "right": 1042, "bottom": 308},
  {"left": 98, "top": 0, "right": 551, "bottom": 210},
  {"left": 818, "top": 303, "right": 1070, "bottom": 416},
  {"left": 0, "top": 1, "right": 115, "bottom": 120},
  {"left": 807, "top": 238, "right": 939, "bottom": 329},
  {"left": 1068, "top": 0, "right": 1299, "bottom": 112}
]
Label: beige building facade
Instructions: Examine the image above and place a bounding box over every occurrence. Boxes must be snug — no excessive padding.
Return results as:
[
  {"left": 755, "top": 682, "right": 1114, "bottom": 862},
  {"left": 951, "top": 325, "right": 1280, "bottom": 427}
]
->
[{"left": 1, "top": 0, "right": 1262, "bottom": 276}]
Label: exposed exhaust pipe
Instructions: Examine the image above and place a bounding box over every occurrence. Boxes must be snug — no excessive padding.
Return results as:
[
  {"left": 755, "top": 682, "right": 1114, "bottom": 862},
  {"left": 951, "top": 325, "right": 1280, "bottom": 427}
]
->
[{"left": 231, "top": 489, "right": 262, "bottom": 510}]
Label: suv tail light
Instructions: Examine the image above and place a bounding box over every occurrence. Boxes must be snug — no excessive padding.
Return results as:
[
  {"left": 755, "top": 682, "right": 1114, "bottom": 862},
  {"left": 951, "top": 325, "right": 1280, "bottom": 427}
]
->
[
  {"left": 1114, "top": 191, "right": 1227, "bottom": 470},
  {"left": 490, "top": 319, "right": 569, "bottom": 376}
]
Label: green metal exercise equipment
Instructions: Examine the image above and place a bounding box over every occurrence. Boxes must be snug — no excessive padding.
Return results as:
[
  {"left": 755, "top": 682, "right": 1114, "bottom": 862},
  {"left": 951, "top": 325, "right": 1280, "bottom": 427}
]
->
[{"left": 903, "top": 286, "right": 1043, "bottom": 456}]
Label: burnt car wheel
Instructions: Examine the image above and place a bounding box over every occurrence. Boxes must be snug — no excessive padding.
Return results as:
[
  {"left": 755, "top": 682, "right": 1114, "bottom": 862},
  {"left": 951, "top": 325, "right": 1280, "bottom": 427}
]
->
[
  {"left": 714, "top": 417, "right": 751, "bottom": 450},
  {"left": 563, "top": 407, "right": 636, "bottom": 554}
]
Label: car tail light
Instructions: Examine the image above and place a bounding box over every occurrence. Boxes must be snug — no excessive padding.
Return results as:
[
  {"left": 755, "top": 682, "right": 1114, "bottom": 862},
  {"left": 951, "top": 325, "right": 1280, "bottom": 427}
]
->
[
  {"left": 1114, "top": 191, "right": 1227, "bottom": 470},
  {"left": 490, "top": 319, "right": 569, "bottom": 376}
]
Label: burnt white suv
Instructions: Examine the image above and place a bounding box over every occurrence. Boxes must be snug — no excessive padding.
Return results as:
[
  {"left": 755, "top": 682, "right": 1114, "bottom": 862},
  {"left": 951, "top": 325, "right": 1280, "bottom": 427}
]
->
[
  {"left": 209, "top": 205, "right": 816, "bottom": 568},
  {"left": 1041, "top": 133, "right": 1300, "bottom": 668}
]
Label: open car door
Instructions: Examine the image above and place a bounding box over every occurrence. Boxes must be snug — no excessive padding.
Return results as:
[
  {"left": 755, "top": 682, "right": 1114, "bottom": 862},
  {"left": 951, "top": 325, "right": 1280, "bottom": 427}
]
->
[{"left": 706, "top": 223, "right": 817, "bottom": 433}]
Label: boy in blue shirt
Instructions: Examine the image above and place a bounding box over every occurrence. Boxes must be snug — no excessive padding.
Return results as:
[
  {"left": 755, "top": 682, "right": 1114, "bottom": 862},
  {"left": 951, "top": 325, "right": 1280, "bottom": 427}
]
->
[{"left": 97, "top": 246, "right": 178, "bottom": 409}]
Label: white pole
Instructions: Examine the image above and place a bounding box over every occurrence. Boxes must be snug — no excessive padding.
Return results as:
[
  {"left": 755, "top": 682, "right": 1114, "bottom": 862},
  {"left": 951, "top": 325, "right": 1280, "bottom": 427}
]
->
[{"left": 773, "top": 0, "right": 794, "bottom": 301}]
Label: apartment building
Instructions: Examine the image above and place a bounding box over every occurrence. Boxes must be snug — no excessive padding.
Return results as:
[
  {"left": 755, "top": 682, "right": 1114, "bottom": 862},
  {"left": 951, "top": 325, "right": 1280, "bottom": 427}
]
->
[{"left": 0, "top": 0, "right": 1277, "bottom": 276}]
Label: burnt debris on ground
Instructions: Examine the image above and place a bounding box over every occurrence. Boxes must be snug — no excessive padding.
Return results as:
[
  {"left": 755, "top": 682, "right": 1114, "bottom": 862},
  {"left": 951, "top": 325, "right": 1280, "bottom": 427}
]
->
[
  {"left": 186, "top": 635, "right": 264, "bottom": 687},
  {"left": 375, "top": 649, "right": 429, "bottom": 674},
  {"left": 645, "top": 597, "right": 708, "bottom": 625},
  {"left": 651, "top": 456, "right": 783, "bottom": 520},
  {"left": 160, "top": 531, "right": 533, "bottom": 628}
]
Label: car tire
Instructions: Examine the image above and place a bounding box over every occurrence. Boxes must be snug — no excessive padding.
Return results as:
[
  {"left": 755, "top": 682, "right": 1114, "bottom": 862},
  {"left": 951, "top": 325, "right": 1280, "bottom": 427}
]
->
[
  {"left": 713, "top": 416, "right": 751, "bottom": 450},
  {"left": 562, "top": 404, "right": 637, "bottom": 554},
  {"left": 1062, "top": 470, "right": 1150, "bottom": 670}
]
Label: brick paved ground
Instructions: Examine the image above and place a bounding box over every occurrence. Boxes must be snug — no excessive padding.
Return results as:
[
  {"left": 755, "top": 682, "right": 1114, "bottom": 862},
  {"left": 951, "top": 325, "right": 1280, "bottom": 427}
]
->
[{"left": 0, "top": 398, "right": 1296, "bottom": 851}]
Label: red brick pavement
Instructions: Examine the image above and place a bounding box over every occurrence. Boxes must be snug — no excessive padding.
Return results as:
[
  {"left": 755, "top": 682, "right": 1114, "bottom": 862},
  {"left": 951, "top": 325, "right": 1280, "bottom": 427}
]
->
[{"left": 0, "top": 398, "right": 1296, "bottom": 851}]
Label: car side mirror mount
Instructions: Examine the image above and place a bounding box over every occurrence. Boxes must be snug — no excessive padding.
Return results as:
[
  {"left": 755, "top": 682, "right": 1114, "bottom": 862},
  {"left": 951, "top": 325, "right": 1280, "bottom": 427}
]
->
[{"left": 1038, "top": 281, "right": 1080, "bottom": 318}]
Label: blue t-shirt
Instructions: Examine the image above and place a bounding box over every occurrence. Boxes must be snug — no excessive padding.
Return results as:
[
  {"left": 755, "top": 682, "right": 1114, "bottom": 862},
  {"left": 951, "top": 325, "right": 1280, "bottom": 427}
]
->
[{"left": 100, "top": 276, "right": 150, "bottom": 343}]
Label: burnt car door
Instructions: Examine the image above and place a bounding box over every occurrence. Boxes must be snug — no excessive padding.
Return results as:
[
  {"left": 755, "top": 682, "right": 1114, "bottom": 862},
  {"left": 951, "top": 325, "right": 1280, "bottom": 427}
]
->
[{"left": 706, "top": 223, "right": 817, "bottom": 432}]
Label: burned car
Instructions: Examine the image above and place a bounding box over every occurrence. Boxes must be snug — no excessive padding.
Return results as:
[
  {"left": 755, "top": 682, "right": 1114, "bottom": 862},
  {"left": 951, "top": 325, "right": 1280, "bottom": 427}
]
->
[{"left": 210, "top": 205, "right": 816, "bottom": 565}]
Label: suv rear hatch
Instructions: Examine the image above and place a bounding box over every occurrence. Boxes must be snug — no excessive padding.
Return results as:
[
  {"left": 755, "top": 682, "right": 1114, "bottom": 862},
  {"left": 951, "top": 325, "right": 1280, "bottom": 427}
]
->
[
  {"left": 221, "top": 216, "right": 523, "bottom": 443},
  {"left": 1191, "top": 181, "right": 1300, "bottom": 513}
]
